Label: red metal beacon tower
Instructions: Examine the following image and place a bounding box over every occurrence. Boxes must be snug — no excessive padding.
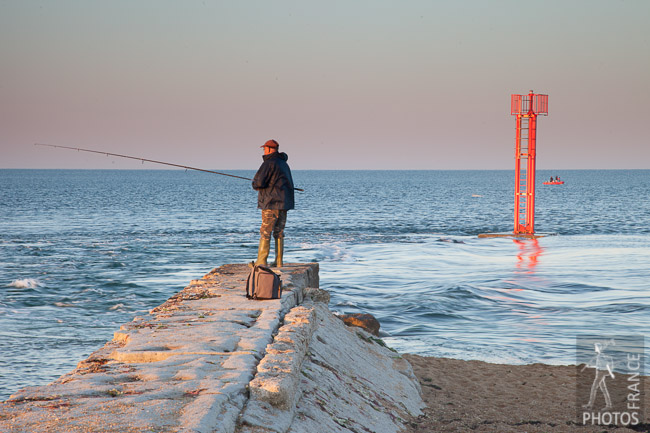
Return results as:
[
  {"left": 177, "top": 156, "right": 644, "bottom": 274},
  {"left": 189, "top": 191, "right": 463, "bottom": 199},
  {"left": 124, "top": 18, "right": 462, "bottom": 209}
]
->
[{"left": 511, "top": 90, "right": 548, "bottom": 236}]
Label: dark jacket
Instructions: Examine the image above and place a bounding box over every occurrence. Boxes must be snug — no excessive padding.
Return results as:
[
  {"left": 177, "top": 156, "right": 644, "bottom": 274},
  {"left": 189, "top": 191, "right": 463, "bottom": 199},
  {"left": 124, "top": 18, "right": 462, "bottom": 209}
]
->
[{"left": 252, "top": 152, "right": 295, "bottom": 210}]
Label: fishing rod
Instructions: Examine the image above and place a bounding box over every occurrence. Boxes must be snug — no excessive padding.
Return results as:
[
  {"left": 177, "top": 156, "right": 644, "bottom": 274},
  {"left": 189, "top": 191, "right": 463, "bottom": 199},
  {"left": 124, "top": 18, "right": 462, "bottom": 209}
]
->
[{"left": 34, "top": 143, "right": 304, "bottom": 192}]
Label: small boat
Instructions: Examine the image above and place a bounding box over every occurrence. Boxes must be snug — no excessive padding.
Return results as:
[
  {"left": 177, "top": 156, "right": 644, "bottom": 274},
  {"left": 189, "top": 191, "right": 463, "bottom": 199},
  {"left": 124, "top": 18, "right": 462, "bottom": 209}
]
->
[{"left": 543, "top": 181, "right": 564, "bottom": 185}]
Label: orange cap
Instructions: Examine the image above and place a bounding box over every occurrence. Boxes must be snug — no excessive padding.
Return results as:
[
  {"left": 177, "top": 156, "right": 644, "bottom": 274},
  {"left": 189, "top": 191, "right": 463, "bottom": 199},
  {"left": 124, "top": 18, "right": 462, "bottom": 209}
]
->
[{"left": 261, "top": 139, "right": 279, "bottom": 149}]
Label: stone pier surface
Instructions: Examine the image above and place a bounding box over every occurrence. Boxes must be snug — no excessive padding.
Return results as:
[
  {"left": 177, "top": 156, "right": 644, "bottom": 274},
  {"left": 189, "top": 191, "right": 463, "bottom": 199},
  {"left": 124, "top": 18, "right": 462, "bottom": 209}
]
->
[{"left": 0, "top": 263, "right": 423, "bottom": 433}]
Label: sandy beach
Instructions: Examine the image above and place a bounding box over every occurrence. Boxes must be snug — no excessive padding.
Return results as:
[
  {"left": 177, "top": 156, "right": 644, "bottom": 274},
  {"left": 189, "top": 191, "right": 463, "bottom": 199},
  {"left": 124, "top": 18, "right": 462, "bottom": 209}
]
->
[{"left": 404, "top": 354, "right": 649, "bottom": 433}]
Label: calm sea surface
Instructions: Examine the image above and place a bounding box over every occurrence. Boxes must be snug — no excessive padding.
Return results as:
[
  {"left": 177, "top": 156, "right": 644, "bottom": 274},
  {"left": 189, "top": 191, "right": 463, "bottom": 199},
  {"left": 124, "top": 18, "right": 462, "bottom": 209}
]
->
[{"left": 1, "top": 169, "right": 649, "bottom": 399}]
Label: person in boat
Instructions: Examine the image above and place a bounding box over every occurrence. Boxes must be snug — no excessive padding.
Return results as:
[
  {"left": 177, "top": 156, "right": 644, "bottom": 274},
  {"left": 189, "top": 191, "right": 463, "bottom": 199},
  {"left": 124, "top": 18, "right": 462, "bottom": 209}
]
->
[
  {"left": 556, "top": 176, "right": 561, "bottom": 182},
  {"left": 550, "top": 176, "right": 554, "bottom": 182},
  {"left": 251, "top": 139, "right": 295, "bottom": 268}
]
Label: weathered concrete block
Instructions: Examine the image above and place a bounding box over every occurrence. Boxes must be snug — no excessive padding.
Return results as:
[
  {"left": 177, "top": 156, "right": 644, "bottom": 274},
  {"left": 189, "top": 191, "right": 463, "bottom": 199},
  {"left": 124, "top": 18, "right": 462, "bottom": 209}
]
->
[
  {"left": 241, "top": 302, "right": 424, "bottom": 433},
  {"left": 248, "top": 374, "right": 298, "bottom": 411},
  {"left": 246, "top": 304, "right": 318, "bottom": 412},
  {"left": 303, "top": 287, "right": 330, "bottom": 304}
]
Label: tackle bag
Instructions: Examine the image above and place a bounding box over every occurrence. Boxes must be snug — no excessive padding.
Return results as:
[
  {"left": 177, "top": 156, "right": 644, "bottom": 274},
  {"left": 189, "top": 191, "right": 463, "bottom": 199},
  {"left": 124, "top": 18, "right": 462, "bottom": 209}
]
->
[{"left": 246, "top": 265, "right": 282, "bottom": 300}]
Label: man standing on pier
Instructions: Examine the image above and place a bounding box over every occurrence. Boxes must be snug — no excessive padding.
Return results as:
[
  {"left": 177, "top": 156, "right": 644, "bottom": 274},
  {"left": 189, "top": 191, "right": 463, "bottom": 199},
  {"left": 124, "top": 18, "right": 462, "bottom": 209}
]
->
[{"left": 251, "top": 139, "right": 295, "bottom": 268}]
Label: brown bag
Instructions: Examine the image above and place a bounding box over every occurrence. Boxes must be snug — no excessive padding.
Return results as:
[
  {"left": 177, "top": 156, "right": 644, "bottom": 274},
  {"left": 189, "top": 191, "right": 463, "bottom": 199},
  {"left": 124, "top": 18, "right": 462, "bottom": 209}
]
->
[{"left": 246, "top": 265, "right": 282, "bottom": 300}]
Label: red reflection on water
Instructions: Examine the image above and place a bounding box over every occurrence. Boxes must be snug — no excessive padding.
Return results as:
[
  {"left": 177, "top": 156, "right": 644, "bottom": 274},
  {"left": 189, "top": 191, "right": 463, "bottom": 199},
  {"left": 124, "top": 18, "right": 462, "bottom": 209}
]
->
[{"left": 514, "top": 238, "right": 544, "bottom": 273}]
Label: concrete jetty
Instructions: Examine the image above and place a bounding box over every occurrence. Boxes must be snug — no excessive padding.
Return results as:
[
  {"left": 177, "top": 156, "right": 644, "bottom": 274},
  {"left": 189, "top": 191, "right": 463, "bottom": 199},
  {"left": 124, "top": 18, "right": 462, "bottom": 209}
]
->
[{"left": 0, "top": 263, "right": 423, "bottom": 433}]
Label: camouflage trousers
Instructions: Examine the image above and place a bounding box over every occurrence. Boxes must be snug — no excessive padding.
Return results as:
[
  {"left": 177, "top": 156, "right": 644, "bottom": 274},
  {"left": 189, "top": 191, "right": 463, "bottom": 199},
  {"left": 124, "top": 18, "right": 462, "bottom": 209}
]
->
[{"left": 259, "top": 209, "right": 287, "bottom": 240}]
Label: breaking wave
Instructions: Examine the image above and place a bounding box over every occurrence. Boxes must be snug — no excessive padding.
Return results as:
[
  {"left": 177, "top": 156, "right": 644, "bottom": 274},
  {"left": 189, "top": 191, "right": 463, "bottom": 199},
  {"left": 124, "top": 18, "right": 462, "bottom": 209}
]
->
[{"left": 8, "top": 279, "right": 40, "bottom": 289}]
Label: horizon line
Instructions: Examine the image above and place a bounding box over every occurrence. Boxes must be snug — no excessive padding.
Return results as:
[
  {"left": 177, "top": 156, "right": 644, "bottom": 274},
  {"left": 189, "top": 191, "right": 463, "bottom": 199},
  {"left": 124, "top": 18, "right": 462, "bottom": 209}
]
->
[{"left": 2, "top": 167, "right": 648, "bottom": 171}]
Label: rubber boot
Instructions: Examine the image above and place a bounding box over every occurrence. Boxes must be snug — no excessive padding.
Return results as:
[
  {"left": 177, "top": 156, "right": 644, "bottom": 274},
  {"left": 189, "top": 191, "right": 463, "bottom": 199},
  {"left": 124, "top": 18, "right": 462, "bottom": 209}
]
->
[
  {"left": 271, "top": 238, "right": 284, "bottom": 268},
  {"left": 252, "top": 238, "right": 270, "bottom": 267}
]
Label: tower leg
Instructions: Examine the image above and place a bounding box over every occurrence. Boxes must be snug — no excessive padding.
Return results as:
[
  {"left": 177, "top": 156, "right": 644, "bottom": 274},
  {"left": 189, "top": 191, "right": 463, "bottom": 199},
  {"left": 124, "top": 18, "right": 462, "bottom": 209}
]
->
[
  {"left": 526, "top": 115, "right": 537, "bottom": 234},
  {"left": 514, "top": 115, "right": 522, "bottom": 232}
]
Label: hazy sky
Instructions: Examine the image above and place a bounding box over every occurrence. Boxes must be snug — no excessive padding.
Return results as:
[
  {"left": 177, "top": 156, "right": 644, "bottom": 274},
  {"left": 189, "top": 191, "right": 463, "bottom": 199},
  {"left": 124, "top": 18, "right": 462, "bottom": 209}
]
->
[{"left": 1, "top": 0, "right": 649, "bottom": 170}]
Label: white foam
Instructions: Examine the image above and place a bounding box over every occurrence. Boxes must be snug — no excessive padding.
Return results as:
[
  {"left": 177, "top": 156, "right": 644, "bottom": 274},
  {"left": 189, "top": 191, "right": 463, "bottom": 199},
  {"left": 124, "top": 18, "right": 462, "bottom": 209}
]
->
[
  {"left": 54, "top": 302, "right": 75, "bottom": 308},
  {"left": 8, "top": 278, "right": 40, "bottom": 289}
]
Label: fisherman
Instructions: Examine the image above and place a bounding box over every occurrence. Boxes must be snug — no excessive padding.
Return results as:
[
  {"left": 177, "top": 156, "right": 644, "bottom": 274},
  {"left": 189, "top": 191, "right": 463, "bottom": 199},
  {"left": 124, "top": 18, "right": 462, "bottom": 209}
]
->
[{"left": 251, "top": 139, "right": 295, "bottom": 268}]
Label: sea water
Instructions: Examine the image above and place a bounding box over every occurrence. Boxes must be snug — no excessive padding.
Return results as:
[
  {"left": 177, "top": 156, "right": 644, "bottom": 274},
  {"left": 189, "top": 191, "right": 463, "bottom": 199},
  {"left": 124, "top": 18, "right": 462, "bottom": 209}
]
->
[{"left": 1, "top": 169, "right": 649, "bottom": 399}]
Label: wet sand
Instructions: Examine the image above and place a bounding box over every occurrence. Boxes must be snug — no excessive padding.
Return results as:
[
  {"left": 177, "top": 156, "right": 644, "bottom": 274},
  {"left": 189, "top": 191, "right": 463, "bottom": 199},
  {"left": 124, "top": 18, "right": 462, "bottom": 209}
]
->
[{"left": 404, "top": 354, "right": 650, "bottom": 433}]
